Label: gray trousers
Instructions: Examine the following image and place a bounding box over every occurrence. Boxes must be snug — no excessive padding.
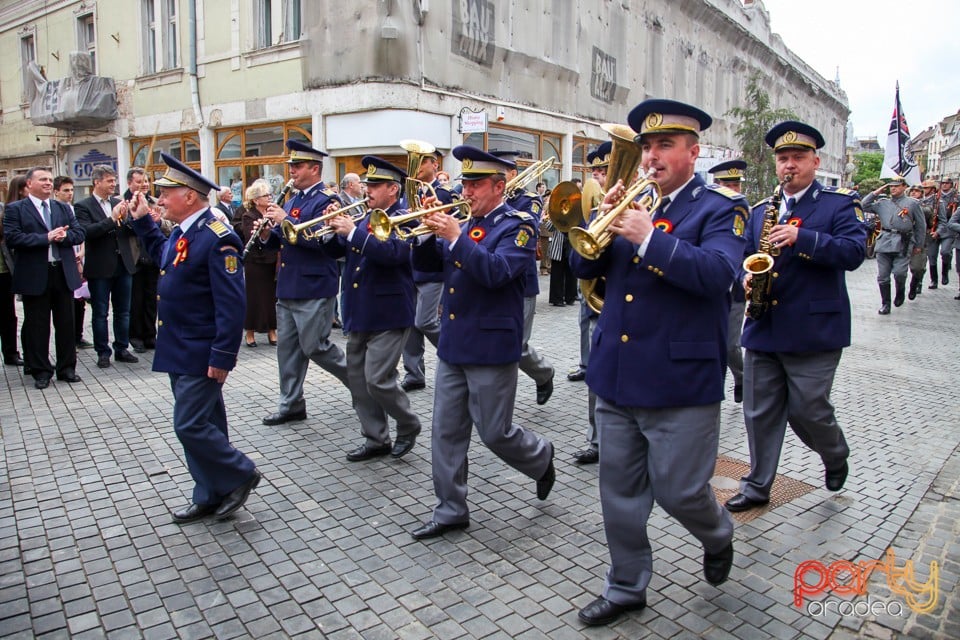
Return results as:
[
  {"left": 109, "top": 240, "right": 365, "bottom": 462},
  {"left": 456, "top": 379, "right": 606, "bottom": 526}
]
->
[
  {"left": 275, "top": 297, "right": 348, "bottom": 415},
  {"left": 347, "top": 328, "right": 420, "bottom": 446},
  {"left": 401, "top": 281, "right": 442, "bottom": 385},
  {"left": 876, "top": 252, "right": 909, "bottom": 285},
  {"left": 430, "top": 359, "right": 553, "bottom": 524},
  {"left": 596, "top": 397, "right": 733, "bottom": 605},
  {"left": 580, "top": 299, "right": 599, "bottom": 448},
  {"left": 739, "top": 349, "right": 849, "bottom": 501},
  {"left": 518, "top": 296, "right": 554, "bottom": 385},
  {"left": 727, "top": 300, "right": 745, "bottom": 389}
]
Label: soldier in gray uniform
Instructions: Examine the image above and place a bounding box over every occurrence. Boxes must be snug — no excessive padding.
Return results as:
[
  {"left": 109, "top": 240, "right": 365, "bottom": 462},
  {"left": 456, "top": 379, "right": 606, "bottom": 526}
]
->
[
  {"left": 911, "top": 180, "right": 938, "bottom": 298},
  {"left": 861, "top": 176, "right": 925, "bottom": 314},
  {"left": 930, "top": 177, "right": 959, "bottom": 288}
]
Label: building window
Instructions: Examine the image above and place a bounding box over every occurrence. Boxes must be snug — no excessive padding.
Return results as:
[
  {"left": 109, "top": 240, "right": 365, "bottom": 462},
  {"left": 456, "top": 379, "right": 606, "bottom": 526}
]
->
[
  {"left": 462, "top": 124, "right": 563, "bottom": 188},
  {"left": 573, "top": 136, "right": 606, "bottom": 185},
  {"left": 214, "top": 119, "right": 312, "bottom": 198},
  {"left": 142, "top": 0, "right": 178, "bottom": 74},
  {"left": 20, "top": 33, "right": 36, "bottom": 101},
  {"left": 254, "top": 0, "right": 302, "bottom": 49},
  {"left": 77, "top": 13, "right": 97, "bottom": 73},
  {"left": 129, "top": 133, "right": 202, "bottom": 187}
]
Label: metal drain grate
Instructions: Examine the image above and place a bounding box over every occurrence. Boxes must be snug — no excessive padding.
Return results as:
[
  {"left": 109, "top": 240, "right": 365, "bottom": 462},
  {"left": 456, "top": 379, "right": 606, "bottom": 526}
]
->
[{"left": 710, "top": 455, "right": 818, "bottom": 523}]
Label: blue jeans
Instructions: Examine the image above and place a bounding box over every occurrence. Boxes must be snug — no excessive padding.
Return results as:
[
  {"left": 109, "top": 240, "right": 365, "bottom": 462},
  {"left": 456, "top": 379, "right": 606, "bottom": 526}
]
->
[{"left": 87, "top": 260, "right": 132, "bottom": 357}]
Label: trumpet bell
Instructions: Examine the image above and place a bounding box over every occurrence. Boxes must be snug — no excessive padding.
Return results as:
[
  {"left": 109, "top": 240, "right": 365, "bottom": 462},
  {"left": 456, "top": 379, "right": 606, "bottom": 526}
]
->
[
  {"left": 568, "top": 227, "right": 603, "bottom": 260},
  {"left": 580, "top": 277, "right": 606, "bottom": 314},
  {"left": 369, "top": 209, "right": 394, "bottom": 242},
  {"left": 743, "top": 253, "right": 775, "bottom": 275},
  {"left": 547, "top": 181, "right": 585, "bottom": 233},
  {"left": 281, "top": 219, "right": 300, "bottom": 244}
]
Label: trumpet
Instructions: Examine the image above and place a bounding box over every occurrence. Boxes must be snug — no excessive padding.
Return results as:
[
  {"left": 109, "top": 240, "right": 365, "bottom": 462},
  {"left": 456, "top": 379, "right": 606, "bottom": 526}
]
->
[
  {"left": 506, "top": 157, "right": 556, "bottom": 200},
  {"left": 369, "top": 198, "right": 471, "bottom": 241},
  {"left": 243, "top": 179, "right": 294, "bottom": 258},
  {"left": 280, "top": 198, "right": 369, "bottom": 244}
]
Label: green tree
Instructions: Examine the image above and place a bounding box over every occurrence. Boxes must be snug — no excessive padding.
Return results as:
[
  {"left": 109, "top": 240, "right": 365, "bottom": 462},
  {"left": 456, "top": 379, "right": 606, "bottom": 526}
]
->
[
  {"left": 852, "top": 152, "right": 883, "bottom": 185},
  {"left": 726, "top": 72, "right": 797, "bottom": 204}
]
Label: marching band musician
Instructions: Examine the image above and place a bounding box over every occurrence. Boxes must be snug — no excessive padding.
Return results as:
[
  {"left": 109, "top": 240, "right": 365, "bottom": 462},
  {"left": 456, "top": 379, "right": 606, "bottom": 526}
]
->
[
  {"left": 409, "top": 145, "right": 556, "bottom": 541},
  {"left": 400, "top": 148, "right": 453, "bottom": 392},
  {"left": 570, "top": 141, "right": 610, "bottom": 466},
  {"left": 128, "top": 153, "right": 260, "bottom": 523},
  {"left": 328, "top": 156, "right": 422, "bottom": 461},
  {"left": 571, "top": 100, "right": 745, "bottom": 626},
  {"left": 709, "top": 158, "right": 749, "bottom": 403},
  {"left": 726, "top": 121, "right": 865, "bottom": 515},
  {"left": 491, "top": 149, "right": 555, "bottom": 406},
  {"left": 861, "top": 175, "right": 925, "bottom": 314},
  {"left": 258, "top": 140, "right": 350, "bottom": 426}
]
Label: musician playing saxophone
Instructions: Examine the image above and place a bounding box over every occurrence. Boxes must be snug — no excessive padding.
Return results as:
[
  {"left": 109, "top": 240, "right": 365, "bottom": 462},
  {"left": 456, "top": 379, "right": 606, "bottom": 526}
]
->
[{"left": 725, "top": 121, "right": 866, "bottom": 515}]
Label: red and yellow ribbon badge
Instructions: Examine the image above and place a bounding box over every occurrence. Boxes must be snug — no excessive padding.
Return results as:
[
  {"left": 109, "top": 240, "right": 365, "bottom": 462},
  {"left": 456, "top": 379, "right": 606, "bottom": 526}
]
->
[
  {"left": 787, "top": 217, "right": 802, "bottom": 227},
  {"left": 653, "top": 219, "right": 673, "bottom": 234},
  {"left": 173, "top": 237, "right": 189, "bottom": 266},
  {"left": 469, "top": 227, "right": 486, "bottom": 242}
]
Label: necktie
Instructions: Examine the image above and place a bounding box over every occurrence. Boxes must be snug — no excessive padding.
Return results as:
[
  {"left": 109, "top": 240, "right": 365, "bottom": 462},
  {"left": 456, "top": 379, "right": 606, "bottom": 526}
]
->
[
  {"left": 780, "top": 197, "right": 796, "bottom": 224},
  {"left": 653, "top": 196, "right": 670, "bottom": 220},
  {"left": 41, "top": 200, "right": 52, "bottom": 229},
  {"left": 164, "top": 227, "right": 183, "bottom": 264}
]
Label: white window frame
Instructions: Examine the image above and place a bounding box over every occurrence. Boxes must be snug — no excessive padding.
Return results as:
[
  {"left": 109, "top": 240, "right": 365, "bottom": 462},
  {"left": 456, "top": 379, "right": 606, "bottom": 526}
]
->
[
  {"left": 141, "top": 0, "right": 179, "bottom": 75},
  {"left": 20, "top": 28, "right": 37, "bottom": 103},
  {"left": 76, "top": 12, "right": 97, "bottom": 74},
  {"left": 253, "top": 0, "right": 302, "bottom": 50}
]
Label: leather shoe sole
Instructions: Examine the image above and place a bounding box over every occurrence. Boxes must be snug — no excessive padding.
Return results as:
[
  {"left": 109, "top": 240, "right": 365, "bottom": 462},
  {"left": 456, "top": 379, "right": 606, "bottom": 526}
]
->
[
  {"left": 536, "top": 376, "right": 554, "bottom": 405},
  {"left": 262, "top": 410, "right": 307, "bottom": 426},
  {"left": 825, "top": 461, "right": 849, "bottom": 491},
  {"left": 214, "top": 470, "right": 262, "bottom": 520},
  {"left": 724, "top": 493, "right": 769, "bottom": 512},
  {"left": 391, "top": 436, "right": 416, "bottom": 458},
  {"left": 703, "top": 542, "right": 734, "bottom": 585},
  {"left": 56, "top": 374, "right": 82, "bottom": 383},
  {"left": 572, "top": 447, "right": 599, "bottom": 464},
  {"left": 172, "top": 502, "right": 219, "bottom": 524},
  {"left": 578, "top": 596, "right": 646, "bottom": 626},
  {"left": 400, "top": 380, "right": 426, "bottom": 392},
  {"left": 537, "top": 444, "right": 556, "bottom": 500},
  {"left": 114, "top": 351, "right": 139, "bottom": 363},
  {"left": 34, "top": 377, "right": 51, "bottom": 390},
  {"left": 346, "top": 443, "right": 392, "bottom": 462},
  {"left": 411, "top": 520, "right": 469, "bottom": 540}
]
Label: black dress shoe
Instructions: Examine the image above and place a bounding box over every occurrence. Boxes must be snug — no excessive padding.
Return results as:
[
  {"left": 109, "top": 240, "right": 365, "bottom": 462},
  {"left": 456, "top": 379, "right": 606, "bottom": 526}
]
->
[
  {"left": 214, "top": 470, "right": 262, "bottom": 520},
  {"left": 34, "top": 377, "right": 51, "bottom": 390},
  {"left": 391, "top": 435, "right": 416, "bottom": 458},
  {"left": 245, "top": 340, "right": 258, "bottom": 348},
  {"left": 572, "top": 447, "right": 599, "bottom": 464},
  {"left": 400, "top": 379, "right": 426, "bottom": 392},
  {"left": 536, "top": 376, "right": 554, "bottom": 405},
  {"left": 411, "top": 520, "right": 469, "bottom": 540},
  {"left": 733, "top": 385, "right": 743, "bottom": 404},
  {"left": 129, "top": 340, "right": 145, "bottom": 353},
  {"left": 578, "top": 596, "right": 646, "bottom": 626},
  {"left": 76, "top": 339, "right": 94, "bottom": 349},
  {"left": 97, "top": 355, "right": 111, "bottom": 368},
  {"left": 4, "top": 356, "right": 24, "bottom": 366},
  {"left": 567, "top": 368, "right": 586, "bottom": 382},
  {"left": 537, "top": 445, "right": 556, "bottom": 500},
  {"left": 262, "top": 410, "right": 307, "bottom": 425},
  {"left": 114, "top": 349, "right": 139, "bottom": 363},
  {"left": 171, "top": 502, "right": 219, "bottom": 524},
  {"left": 56, "top": 373, "right": 82, "bottom": 383},
  {"left": 724, "top": 493, "right": 769, "bottom": 512},
  {"left": 703, "top": 541, "right": 734, "bottom": 585},
  {"left": 132, "top": 345, "right": 147, "bottom": 354},
  {"left": 825, "top": 461, "right": 849, "bottom": 491},
  {"left": 346, "top": 442, "right": 392, "bottom": 462}
]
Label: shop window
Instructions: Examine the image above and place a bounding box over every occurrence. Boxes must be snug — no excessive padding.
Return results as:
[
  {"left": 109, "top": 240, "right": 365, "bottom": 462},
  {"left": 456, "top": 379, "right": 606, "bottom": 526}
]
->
[{"left": 214, "top": 119, "right": 311, "bottom": 197}]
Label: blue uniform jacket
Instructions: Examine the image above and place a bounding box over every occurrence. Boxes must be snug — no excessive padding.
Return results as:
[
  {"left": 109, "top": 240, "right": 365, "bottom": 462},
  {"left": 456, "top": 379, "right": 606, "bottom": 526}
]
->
[
  {"left": 133, "top": 210, "right": 245, "bottom": 375},
  {"left": 740, "top": 181, "right": 865, "bottom": 353},
  {"left": 2, "top": 198, "right": 85, "bottom": 295},
  {"left": 506, "top": 190, "right": 544, "bottom": 297},
  {"left": 412, "top": 179, "right": 454, "bottom": 284},
  {"left": 262, "top": 185, "right": 345, "bottom": 300},
  {"left": 340, "top": 200, "right": 416, "bottom": 333},
  {"left": 412, "top": 203, "right": 537, "bottom": 365},
  {"left": 570, "top": 176, "right": 747, "bottom": 408}
]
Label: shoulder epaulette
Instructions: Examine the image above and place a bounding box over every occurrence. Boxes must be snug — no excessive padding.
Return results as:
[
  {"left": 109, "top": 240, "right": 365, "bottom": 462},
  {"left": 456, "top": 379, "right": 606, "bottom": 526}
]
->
[
  {"left": 206, "top": 219, "right": 231, "bottom": 238},
  {"left": 322, "top": 188, "right": 337, "bottom": 197},
  {"left": 750, "top": 197, "right": 772, "bottom": 209},
  {"left": 506, "top": 209, "right": 534, "bottom": 223},
  {"left": 705, "top": 184, "right": 741, "bottom": 200},
  {"left": 823, "top": 186, "right": 858, "bottom": 197}
]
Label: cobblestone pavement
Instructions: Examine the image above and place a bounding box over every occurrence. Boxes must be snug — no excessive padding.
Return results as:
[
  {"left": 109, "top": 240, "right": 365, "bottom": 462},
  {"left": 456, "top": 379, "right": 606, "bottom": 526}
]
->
[{"left": 1, "top": 263, "right": 958, "bottom": 639}]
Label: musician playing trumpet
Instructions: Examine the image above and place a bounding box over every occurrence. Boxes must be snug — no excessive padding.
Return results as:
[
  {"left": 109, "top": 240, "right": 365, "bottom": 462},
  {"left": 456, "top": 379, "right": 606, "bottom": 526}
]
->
[
  {"left": 326, "top": 156, "right": 422, "bottom": 461},
  {"left": 570, "top": 100, "right": 746, "bottom": 627},
  {"left": 259, "top": 140, "right": 350, "bottom": 427},
  {"left": 726, "top": 121, "right": 865, "bottom": 515}
]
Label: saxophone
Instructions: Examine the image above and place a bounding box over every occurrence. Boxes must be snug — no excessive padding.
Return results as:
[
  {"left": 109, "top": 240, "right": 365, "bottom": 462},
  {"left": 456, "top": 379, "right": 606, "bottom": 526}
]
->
[{"left": 743, "top": 175, "right": 792, "bottom": 320}]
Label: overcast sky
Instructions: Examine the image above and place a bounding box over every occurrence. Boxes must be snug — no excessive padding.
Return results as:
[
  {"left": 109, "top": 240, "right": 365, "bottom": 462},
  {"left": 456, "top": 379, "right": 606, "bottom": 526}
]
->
[{"left": 761, "top": 0, "right": 960, "bottom": 142}]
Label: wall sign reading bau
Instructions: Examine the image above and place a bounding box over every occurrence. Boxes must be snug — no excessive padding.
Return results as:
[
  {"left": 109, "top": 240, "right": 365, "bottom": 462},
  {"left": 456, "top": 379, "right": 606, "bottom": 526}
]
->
[{"left": 453, "top": 0, "right": 495, "bottom": 67}]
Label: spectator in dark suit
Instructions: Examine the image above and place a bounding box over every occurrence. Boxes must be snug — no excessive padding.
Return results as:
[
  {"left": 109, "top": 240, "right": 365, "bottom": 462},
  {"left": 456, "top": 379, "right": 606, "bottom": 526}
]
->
[
  {"left": 0, "top": 176, "right": 28, "bottom": 366},
  {"left": 124, "top": 167, "right": 168, "bottom": 353},
  {"left": 74, "top": 165, "right": 140, "bottom": 369},
  {"left": 53, "top": 176, "right": 93, "bottom": 351},
  {"left": 2, "top": 168, "right": 86, "bottom": 388}
]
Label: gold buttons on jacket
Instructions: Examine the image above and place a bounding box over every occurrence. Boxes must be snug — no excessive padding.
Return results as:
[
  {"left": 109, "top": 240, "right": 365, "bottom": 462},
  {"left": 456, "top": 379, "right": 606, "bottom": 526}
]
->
[
  {"left": 159, "top": 270, "right": 165, "bottom": 276},
  {"left": 156, "top": 295, "right": 160, "bottom": 301},
  {"left": 772, "top": 272, "right": 779, "bottom": 278},
  {"left": 281, "top": 262, "right": 286, "bottom": 268},
  {"left": 454, "top": 261, "right": 462, "bottom": 268},
  {"left": 621, "top": 335, "right": 629, "bottom": 343},
  {"left": 625, "top": 294, "right": 634, "bottom": 302},
  {"left": 449, "top": 287, "right": 455, "bottom": 294},
  {"left": 632, "top": 256, "right": 640, "bottom": 264},
  {"left": 158, "top": 320, "right": 163, "bottom": 327},
  {"left": 353, "top": 283, "right": 358, "bottom": 288},
  {"left": 772, "top": 300, "right": 779, "bottom": 306},
  {"left": 449, "top": 313, "right": 455, "bottom": 320},
  {"left": 355, "top": 267, "right": 360, "bottom": 271}
]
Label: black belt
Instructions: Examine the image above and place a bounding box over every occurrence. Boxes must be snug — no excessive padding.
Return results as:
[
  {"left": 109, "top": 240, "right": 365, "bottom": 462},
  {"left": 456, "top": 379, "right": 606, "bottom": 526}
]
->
[{"left": 49, "top": 261, "right": 61, "bottom": 267}]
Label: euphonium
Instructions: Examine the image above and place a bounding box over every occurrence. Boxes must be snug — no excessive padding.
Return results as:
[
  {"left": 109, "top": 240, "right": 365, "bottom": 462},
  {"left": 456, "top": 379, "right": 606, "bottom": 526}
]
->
[
  {"left": 400, "top": 139, "right": 438, "bottom": 211},
  {"left": 280, "top": 198, "right": 369, "bottom": 244},
  {"left": 369, "top": 197, "right": 471, "bottom": 241},
  {"left": 743, "top": 175, "right": 793, "bottom": 320}
]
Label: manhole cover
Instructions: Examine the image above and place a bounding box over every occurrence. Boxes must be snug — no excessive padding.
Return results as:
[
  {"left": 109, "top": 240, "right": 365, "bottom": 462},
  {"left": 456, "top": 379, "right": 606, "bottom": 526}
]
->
[{"left": 710, "top": 455, "right": 817, "bottom": 523}]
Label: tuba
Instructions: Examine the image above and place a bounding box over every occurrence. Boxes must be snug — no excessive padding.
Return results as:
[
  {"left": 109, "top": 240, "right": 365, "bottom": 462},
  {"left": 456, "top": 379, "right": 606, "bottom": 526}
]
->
[
  {"left": 280, "top": 198, "right": 368, "bottom": 244},
  {"left": 400, "top": 139, "right": 438, "bottom": 211},
  {"left": 743, "top": 175, "right": 792, "bottom": 320}
]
